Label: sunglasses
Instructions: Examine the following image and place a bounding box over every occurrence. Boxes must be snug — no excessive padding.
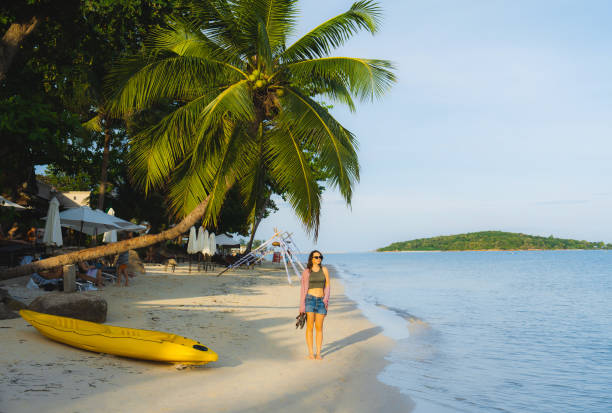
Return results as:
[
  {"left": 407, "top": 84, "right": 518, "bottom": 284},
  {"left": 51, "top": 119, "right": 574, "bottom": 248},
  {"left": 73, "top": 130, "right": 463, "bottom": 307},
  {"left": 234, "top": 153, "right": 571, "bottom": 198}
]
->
[{"left": 313, "top": 255, "right": 323, "bottom": 260}]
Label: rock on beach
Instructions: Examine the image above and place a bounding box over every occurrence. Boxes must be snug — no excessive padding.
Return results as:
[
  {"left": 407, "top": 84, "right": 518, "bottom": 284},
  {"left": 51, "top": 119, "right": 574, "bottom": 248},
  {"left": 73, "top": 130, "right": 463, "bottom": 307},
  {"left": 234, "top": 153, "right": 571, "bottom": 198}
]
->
[
  {"left": 0, "top": 287, "right": 27, "bottom": 319},
  {"left": 28, "top": 292, "right": 107, "bottom": 323}
]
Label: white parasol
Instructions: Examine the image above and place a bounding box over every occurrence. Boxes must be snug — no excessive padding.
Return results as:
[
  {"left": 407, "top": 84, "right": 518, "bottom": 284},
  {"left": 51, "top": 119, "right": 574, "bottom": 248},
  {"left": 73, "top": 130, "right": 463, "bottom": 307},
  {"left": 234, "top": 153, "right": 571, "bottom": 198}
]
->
[
  {"left": 201, "top": 229, "right": 210, "bottom": 255},
  {"left": 0, "top": 195, "right": 27, "bottom": 209},
  {"left": 209, "top": 232, "right": 216, "bottom": 255},
  {"left": 102, "top": 208, "right": 118, "bottom": 243},
  {"left": 187, "top": 226, "right": 197, "bottom": 254},
  {"left": 42, "top": 197, "right": 63, "bottom": 246},
  {"left": 56, "top": 206, "right": 146, "bottom": 235},
  {"left": 196, "top": 227, "right": 204, "bottom": 252}
]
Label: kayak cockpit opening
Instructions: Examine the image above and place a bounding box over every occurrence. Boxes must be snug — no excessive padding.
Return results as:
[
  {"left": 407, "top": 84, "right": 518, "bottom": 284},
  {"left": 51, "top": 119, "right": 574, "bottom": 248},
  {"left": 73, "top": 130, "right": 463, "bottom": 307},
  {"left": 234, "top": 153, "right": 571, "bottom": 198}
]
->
[{"left": 193, "top": 344, "right": 208, "bottom": 351}]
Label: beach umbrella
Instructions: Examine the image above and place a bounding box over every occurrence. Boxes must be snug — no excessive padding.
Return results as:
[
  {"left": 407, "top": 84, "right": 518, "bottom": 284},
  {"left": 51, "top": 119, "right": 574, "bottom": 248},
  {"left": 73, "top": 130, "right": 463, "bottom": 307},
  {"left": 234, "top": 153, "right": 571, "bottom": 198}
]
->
[
  {"left": 196, "top": 227, "right": 205, "bottom": 251},
  {"left": 187, "top": 226, "right": 197, "bottom": 254},
  {"left": 42, "top": 197, "right": 62, "bottom": 247},
  {"left": 201, "top": 230, "right": 210, "bottom": 255},
  {"left": 114, "top": 220, "right": 148, "bottom": 232},
  {"left": 0, "top": 195, "right": 27, "bottom": 209},
  {"left": 102, "top": 208, "right": 118, "bottom": 243},
  {"left": 209, "top": 232, "right": 216, "bottom": 255},
  {"left": 57, "top": 206, "right": 145, "bottom": 235},
  {"left": 58, "top": 206, "right": 123, "bottom": 235}
]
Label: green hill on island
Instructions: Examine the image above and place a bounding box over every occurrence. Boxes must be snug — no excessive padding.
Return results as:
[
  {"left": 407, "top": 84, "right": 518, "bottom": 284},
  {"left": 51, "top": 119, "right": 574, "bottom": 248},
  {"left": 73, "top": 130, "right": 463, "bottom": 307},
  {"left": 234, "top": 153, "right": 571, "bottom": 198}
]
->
[{"left": 377, "top": 231, "right": 612, "bottom": 251}]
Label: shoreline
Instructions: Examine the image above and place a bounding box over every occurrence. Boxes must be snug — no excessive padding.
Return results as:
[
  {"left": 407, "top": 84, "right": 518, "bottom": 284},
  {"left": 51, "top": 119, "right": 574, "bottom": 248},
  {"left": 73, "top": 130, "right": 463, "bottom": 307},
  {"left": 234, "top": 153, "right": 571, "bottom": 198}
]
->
[{"left": 0, "top": 262, "right": 413, "bottom": 412}]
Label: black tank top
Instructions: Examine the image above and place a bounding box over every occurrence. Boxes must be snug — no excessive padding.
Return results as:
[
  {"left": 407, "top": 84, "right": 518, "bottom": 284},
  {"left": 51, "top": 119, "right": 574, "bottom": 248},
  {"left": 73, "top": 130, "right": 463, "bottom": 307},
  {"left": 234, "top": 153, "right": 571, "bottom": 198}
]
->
[{"left": 308, "top": 268, "right": 325, "bottom": 289}]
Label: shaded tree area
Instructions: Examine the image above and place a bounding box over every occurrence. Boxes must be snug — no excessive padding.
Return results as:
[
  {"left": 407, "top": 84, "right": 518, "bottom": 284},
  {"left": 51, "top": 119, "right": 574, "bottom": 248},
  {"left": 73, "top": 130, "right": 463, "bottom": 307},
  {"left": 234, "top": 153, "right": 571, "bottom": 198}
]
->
[
  {"left": 377, "top": 231, "right": 612, "bottom": 251},
  {"left": 1, "top": 0, "right": 175, "bottom": 203}
]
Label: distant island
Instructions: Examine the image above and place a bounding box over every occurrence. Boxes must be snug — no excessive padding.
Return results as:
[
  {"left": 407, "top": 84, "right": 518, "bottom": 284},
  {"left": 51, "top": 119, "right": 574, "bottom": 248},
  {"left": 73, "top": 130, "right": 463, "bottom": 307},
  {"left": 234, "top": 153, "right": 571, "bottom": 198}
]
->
[{"left": 377, "top": 231, "right": 612, "bottom": 251}]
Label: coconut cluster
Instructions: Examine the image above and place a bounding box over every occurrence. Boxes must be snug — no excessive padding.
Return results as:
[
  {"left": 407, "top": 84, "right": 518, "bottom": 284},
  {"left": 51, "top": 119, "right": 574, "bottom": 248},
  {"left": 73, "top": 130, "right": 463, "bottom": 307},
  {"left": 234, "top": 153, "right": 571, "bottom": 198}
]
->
[{"left": 248, "top": 69, "right": 269, "bottom": 89}]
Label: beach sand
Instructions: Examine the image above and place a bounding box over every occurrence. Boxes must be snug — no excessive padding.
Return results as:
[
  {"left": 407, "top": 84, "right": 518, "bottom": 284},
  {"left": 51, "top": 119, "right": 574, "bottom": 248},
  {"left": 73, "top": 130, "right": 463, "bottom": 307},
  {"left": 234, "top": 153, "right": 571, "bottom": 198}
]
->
[{"left": 0, "top": 262, "right": 413, "bottom": 413}]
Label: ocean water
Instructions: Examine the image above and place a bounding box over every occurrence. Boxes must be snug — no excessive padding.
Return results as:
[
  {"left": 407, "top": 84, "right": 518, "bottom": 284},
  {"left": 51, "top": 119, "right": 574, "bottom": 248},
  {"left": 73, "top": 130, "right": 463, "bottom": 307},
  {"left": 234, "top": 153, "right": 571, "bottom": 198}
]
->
[{"left": 327, "top": 251, "right": 612, "bottom": 413}]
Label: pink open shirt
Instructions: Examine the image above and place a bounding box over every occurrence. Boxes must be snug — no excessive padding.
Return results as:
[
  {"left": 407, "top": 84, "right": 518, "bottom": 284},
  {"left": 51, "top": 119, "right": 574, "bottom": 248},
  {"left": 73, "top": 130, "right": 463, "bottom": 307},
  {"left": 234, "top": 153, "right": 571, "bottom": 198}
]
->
[{"left": 299, "top": 268, "right": 330, "bottom": 313}]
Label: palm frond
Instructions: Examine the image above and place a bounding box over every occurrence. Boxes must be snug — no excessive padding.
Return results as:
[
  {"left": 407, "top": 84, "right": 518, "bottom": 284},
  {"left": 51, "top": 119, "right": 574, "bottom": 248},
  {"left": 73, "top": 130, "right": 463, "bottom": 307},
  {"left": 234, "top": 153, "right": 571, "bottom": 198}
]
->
[
  {"left": 165, "top": 156, "right": 210, "bottom": 219},
  {"left": 237, "top": 128, "right": 269, "bottom": 224},
  {"left": 165, "top": 119, "right": 252, "bottom": 219},
  {"left": 281, "top": 0, "right": 381, "bottom": 62},
  {"left": 180, "top": 0, "right": 248, "bottom": 54},
  {"left": 288, "top": 57, "right": 396, "bottom": 101},
  {"left": 267, "top": 124, "right": 322, "bottom": 237},
  {"left": 256, "top": 19, "right": 273, "bottom": 69},
  {"left": 128, "top": 93, "right": 216, "bottom": 194},
  {"left": 199, "top": 122, "right": 257, "bottom": 226},
  {"left": 191, "top": 80, "right": 256, "bottom": 157},
  {"left": 106, "top": 54, "right": 234, "bottom": 116},
  {"left": 82, "top": 114, "right": 103, "bottom": 132},
  {"left": 278, "top": 87, "right": 359, "bottom": 204},
  {"left": 146, "top": 16, "right": 244, "bottom": 69},
  {"left": 296, "top": 78, "right": 356, "bottom": 112},
  {"left": 261, "top": 0, "right": 298, "bottom": 52}
]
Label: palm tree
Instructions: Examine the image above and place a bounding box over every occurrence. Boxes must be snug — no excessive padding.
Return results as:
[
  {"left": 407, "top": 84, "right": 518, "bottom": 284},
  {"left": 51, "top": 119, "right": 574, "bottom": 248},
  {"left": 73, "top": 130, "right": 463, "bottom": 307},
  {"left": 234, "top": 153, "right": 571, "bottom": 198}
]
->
[{"left": 1, "top": 0, "right": 395, "bottom": 279}]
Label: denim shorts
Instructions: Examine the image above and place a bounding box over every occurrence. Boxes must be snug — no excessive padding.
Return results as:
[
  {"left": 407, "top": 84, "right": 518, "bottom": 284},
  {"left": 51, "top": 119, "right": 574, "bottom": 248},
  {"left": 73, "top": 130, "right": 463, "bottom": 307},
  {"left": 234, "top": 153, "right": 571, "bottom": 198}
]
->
[{"left": 305, "top": 294, "right": 327, "bottom": 315}]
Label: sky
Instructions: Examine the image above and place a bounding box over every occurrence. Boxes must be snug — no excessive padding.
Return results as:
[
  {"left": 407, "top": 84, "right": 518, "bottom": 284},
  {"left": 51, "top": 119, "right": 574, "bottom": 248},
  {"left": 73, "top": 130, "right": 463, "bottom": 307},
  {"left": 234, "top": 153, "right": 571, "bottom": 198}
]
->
[{"left": 257, "top": 0, "right": 612, "bottom": 252}]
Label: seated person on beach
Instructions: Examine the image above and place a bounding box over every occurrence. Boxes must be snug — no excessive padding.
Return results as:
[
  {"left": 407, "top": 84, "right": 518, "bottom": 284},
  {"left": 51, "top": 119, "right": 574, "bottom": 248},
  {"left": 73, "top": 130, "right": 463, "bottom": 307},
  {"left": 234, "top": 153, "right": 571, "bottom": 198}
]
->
[
  {"left": 8, "top": 222, "right": 20, "bottom": 239},
  {"left": 26, "top": 227, "right": 37, "bottom": 244},
  {"left": 116, "top": 251, "right": 130, "bottom": 287},
  {"left": 77, "top": 261, "right": 104, "bottom": 287},
  {"left": 165, "top": 257, "right": 177, "bottom": 272},
  {"left": 31, "top": 266, "right": 64, "bottom": 290}
]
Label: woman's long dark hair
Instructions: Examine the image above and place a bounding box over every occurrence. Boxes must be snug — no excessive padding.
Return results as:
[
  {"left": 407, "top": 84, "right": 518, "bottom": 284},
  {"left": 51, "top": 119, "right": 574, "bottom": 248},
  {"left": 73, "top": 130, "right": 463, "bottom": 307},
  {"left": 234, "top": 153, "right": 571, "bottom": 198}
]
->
[{"left": 307, "top": 250, "right": 323, "bottom": 270}]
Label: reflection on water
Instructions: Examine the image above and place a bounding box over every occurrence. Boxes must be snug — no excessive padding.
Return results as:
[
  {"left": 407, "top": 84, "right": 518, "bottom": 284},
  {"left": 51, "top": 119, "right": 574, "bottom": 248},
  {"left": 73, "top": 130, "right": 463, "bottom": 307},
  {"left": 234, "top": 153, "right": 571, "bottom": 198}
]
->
[{"left": 330, "top": 251, "right": 612, "bottom": 413}]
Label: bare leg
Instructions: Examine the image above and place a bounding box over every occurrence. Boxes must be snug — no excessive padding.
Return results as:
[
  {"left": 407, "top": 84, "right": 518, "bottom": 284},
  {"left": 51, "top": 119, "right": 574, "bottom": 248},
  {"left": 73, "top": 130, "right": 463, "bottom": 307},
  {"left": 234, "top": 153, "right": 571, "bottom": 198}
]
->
[
  {"left": 78, "top": 274, "right": 95, "bottom": 283},
  {"left": 315, "top": 314, "right": 325, "bottom": 359},
  {"left": 305, "top": 312, "right": 315, "bottom": 359},
  {"left": 117, "top": 267, "right": 129, "bottom": 286},
  {"left": 95, "top": 269, "right": 103, "bottom": 287}
]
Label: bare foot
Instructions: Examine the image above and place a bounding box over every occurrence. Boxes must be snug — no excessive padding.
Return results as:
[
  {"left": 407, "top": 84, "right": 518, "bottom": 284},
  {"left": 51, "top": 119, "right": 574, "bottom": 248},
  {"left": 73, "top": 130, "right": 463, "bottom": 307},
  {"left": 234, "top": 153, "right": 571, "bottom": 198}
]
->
[
  {"left": 307, "top": 354, "right": 315, "bottom": 360},
  {"left": 315, "top": 355, "right": 323, "bottom": 360}
]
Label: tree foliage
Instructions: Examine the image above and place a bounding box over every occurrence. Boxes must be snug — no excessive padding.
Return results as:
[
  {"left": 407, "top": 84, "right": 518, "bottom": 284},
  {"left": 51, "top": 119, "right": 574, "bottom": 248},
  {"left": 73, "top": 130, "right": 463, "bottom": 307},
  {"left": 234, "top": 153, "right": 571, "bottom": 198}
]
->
[
  {"left": 377, "top": 231, "right": 611, "bottom": 251},
  {"left": 0, "top": 1, "right": 177, "bottom": 200},
  {"left": 0, "top": 95, "right": 83, "bottom": 199}
]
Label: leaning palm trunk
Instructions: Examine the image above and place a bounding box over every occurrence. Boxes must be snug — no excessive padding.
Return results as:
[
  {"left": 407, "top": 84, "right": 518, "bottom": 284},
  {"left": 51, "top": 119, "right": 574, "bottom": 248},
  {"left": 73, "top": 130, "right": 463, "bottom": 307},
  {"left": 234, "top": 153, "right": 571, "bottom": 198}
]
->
[{"left": 0, "top": 195, "right": 210, "bottom": 280}]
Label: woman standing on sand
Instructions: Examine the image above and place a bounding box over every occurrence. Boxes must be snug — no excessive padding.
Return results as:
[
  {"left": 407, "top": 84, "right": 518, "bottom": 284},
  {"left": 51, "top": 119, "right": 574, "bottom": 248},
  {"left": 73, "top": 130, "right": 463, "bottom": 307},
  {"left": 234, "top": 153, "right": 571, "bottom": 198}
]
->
[{"left": 299, "top": 250, "right": 330, "bottom": 360}]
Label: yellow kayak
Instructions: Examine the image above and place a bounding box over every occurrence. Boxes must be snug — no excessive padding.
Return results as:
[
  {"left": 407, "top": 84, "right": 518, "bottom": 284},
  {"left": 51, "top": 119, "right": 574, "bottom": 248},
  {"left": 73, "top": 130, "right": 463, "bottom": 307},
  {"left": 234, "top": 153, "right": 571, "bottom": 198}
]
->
[{"left": 19, "top": 309, "right": 218, "bottom": 365}]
